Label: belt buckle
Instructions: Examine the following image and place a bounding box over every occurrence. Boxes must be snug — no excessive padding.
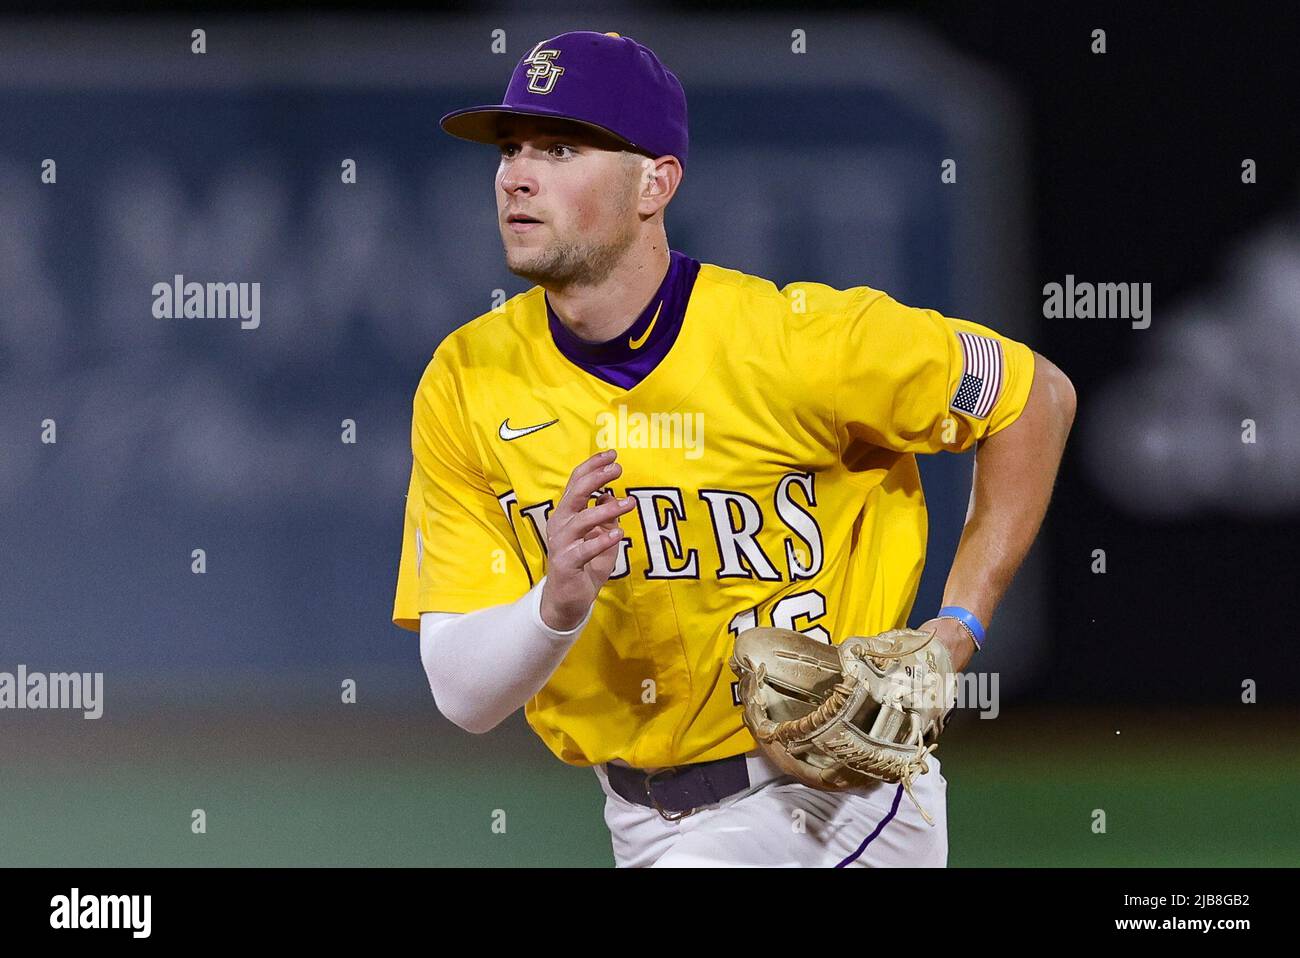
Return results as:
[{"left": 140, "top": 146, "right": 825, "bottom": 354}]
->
[{"left": 644, "top": 766, "right": 698, "bottom": 822}]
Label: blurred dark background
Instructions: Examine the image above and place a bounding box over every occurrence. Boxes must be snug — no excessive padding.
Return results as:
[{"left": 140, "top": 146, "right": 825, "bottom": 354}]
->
[{"left": 2, "top": 2, "right": 1297, "bottom": 865}]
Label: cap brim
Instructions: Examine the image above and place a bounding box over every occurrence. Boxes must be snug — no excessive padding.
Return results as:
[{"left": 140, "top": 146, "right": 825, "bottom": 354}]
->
[{"left": 439, "top": 104, "right": 641, "bottom": 151}]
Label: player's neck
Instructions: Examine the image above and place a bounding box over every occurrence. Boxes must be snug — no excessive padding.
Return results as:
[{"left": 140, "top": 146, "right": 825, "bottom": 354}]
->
[{"left": 545, "top": 243, "right": 671, "bottom": 343}]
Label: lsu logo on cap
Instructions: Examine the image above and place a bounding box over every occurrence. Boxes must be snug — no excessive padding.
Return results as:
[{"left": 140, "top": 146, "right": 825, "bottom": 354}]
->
[{"left": 524, "top": 42, "right": 565, "bottom": 94}]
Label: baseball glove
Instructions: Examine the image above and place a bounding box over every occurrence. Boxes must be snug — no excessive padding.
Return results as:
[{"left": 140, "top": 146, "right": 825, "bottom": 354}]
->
[{"left": 729, "top": 625, "right": 959, "bottom": 825}]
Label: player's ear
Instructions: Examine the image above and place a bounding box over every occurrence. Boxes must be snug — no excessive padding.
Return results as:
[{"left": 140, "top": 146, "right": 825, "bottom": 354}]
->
[{"left": 634, "top": 154, "right": 681, "bottom": 212}]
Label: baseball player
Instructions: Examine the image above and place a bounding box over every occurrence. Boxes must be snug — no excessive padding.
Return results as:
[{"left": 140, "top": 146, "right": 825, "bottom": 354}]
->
[{"left": 392, "top": 31, "right": 1076, "bottom": 867}]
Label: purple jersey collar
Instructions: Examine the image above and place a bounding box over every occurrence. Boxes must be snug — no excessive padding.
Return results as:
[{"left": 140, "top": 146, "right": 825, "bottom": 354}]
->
[{"left": 545, "top": 249, "right": 702, "bottom": 389}]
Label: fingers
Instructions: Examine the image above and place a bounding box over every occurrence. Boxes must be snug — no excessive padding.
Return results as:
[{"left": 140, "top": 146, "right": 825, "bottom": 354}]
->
[
  {"left": 581, "top": 490, "right": 616, "bottom": 538},
  {"left": 539, "top": 453, "right": 630, "bottom": 627},
  {"left": 546, "top": 452, "right": 638, "bottom": 585},
  {"left": 564, "top": 526, "right": 624, "bottom": 567},
  {"left": 555, "top": 450, "right": 621, "bottom": 521},
  {"left": 568, "top": 494, "right": 637, "bottom": 541}
]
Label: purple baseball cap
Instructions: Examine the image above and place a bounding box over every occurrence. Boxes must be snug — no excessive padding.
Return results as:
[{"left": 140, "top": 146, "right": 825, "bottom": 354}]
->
[{"left": 440, "top": 31, "right": 689, "bottom": 170}]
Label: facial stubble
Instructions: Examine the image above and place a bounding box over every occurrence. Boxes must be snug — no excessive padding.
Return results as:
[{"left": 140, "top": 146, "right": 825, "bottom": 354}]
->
[{"left": 502, "top": 166, "right": 643, "bottom": 290}]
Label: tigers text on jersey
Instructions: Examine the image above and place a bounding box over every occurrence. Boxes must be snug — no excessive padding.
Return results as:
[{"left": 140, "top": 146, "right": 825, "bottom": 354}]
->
[{"left": 392, "top": 255, "right": 1036, "bottom": 770}]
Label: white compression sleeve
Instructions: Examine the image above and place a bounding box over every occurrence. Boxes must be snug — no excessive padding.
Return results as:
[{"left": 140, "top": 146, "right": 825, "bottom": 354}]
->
[{"left": 418, "top": 576, "right": 593, "bottom": 734}]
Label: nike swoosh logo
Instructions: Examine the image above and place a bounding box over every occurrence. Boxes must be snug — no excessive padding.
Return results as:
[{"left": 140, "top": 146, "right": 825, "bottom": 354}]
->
[
  {"left": 499, "top": 417, "right": 559, "bottom": 441},
  {"left": 629, "top": 301, "right": 662, "bottom": 350}
]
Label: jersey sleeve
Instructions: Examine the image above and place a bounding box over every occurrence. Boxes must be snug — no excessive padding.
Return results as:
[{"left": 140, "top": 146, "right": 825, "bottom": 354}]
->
[
  {"left": 825, "top": 288, "right": 1036, "bottom": 455},
  {"left": 391, "top": 345, "right": 534, "bottom": 632}
]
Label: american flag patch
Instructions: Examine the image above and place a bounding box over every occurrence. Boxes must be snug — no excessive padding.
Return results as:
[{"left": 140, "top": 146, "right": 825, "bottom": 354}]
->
[{"left": 950, "top": 332, "right": 1004, "bottom": 419}]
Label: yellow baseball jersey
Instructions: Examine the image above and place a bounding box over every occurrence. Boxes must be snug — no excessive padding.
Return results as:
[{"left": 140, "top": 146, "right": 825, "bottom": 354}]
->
[{"left": 392, "top": 259, "right": 1036, "bottom": 769}]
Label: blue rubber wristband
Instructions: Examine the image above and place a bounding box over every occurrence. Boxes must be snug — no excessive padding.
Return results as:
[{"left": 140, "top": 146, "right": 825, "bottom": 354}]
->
[{"left": 936, "top": 605, "right": 986, "bottom": 651}]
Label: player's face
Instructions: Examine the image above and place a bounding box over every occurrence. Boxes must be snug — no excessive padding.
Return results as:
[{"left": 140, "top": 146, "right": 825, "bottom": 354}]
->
[{"left": 495, "top": 117, "right": 647, "bottom": 287}]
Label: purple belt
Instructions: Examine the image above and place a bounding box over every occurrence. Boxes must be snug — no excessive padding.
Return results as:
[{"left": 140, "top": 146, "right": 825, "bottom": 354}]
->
[{"left": 603, "top": 754, "right": 752, "bottom": 821}]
